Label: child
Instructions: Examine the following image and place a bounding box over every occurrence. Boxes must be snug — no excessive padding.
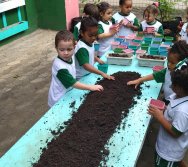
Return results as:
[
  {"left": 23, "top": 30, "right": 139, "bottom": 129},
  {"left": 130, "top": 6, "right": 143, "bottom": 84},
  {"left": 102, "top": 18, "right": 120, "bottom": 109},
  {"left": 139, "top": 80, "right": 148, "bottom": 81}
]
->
[
  {"left": 97, "top": 2, "right": 118, "bottom": 57},
  {"left": 74, "top": 16, "right": 114, "bottom": 80},
  {"left": 48, "top": 30, "right": 103, "bottom": 107},
  {"left": 139, "top": 4, "right": 164, "bottom": 37},
  {"left": 179, "top": 7, "right": 188, "bottom": 43},
  {"left": 148, "top": 60, "right": 188, "bottom": 167},
  {"left": 127, "top": 40, "right": 188, "bottom": 103},
  {"left": 73, "top": 3, "right": 99, "bottom": 41},
  {"left": 112, "top": 0, "right": 139, "bottom": 37}
]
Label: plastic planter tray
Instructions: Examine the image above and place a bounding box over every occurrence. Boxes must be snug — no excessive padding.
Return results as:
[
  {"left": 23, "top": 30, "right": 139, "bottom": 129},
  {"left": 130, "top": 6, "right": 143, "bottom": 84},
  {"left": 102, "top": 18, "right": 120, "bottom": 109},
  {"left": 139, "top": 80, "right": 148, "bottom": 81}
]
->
[
  {"left": 159, "top": 50, "right": 168, "bottom": 56},
  {"left": 94, "top": 43, "right": 100, "bottom": 51},
  {"left": 141, "top": 43, "right": 149, "bottom": 51},
  {"left": 149, "top": 99, "right": 165, "bottom": 110},
  {"left": 165, "top": 36, "right": 174, "bottom": 42},
  {"left": 107, "top": 53, "right": 133, "bottom": 66},
  {"left": 114, "top": 37, "right": 124, "bottom": 43},
  {"left": 153, "top": 38, "right": 163, "bottom": 44},
  {"left": 137, "top": 55, "right": 167, "bottom": 67},
  {"left": 97, "top": 64, "right": 108, "bottom": 73}
]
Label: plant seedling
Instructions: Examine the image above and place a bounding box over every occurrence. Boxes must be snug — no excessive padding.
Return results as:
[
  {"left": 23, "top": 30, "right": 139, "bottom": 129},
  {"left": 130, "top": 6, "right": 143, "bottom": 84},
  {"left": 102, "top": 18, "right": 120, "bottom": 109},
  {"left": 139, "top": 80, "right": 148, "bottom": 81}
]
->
[{"left": 149, "top": 99, "right": 165, "bottom": 110}]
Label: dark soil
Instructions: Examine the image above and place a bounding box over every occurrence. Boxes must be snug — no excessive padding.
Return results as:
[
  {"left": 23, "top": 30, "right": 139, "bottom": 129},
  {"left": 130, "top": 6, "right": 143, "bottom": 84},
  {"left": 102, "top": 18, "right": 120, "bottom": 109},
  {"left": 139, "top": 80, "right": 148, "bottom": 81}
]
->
[
  {"left": 140, "top": 55, "right": 166, "bottom": 60},
  {"left": 33, "top": 72, "right": 141, "bottom": 167},
  {"left": 109, "top": 53, "right": 131, "bottom": 58}
]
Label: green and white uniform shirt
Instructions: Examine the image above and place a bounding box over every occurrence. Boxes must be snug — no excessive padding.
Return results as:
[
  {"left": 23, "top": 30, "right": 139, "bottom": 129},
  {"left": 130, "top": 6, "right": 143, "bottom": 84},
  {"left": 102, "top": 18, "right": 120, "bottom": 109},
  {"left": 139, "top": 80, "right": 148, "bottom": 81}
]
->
[
  {"left": 139, "top": 20, "right": 164, "bottom": 37},
  {"left": 153, "top": 68, "right": 173, "bottom": 101},
  {"left": 156, "top": 94, "right": 188, "bottom": 161},
  {"left": 179, "top": 22, "right": 188, "bottom": 44},
  {"left": 74, "top": 39, "right": 95, "bottom": 79},
  {"left": 112, "top": 12, "right": 139, "bottom": 36},
  {"left": 98, "top": 20, "right": 114, "bottom": 57},
  {"left": 48, "top": 56, "right": 77, "bottom": 107},
  {"left": 73, "top": 22, "right": 81, "bottom": 41}
]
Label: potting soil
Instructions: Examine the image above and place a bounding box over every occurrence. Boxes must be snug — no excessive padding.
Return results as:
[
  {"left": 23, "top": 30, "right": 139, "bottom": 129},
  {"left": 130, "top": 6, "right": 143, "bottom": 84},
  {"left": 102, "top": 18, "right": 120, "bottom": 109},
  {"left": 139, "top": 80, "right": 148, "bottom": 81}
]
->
[{"left": 33, "top": 71, "right": 141, "bottom": 167}]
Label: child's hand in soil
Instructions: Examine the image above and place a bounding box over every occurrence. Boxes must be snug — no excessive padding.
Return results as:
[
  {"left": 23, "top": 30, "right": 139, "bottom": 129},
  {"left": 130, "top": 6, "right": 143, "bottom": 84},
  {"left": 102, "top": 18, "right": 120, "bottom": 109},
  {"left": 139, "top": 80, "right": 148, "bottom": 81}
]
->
[
  {"left": 89, "top": 85, "right": 104, "bottom": 91},
  {"left": 147, "top": 105, "right": 164, "bottom": 120},
  {"left": 127, "top": 78, "right": 141, "bottom": 89},
  {"left": 101, "top": 73, "right": 115, "bottom": 80}
]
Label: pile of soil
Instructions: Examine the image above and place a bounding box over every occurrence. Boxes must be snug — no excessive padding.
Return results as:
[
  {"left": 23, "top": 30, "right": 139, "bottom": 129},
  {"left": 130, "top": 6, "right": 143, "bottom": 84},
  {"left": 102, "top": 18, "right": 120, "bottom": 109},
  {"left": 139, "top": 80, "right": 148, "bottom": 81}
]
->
[
  {"left": 109, "top": 53, "right": 131, "bottom": 58},
  {"left": 140, "top": 55, "right": 166, "bottom": 60},
  {"left": 33, "top": 72, "right": 141, "bottom": 167}
]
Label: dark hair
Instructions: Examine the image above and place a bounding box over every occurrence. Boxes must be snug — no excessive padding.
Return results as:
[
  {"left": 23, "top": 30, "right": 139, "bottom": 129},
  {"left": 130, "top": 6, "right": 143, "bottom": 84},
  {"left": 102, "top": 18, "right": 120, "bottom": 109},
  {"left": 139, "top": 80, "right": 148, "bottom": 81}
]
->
[
  {"left": 83, "top": 3, "right": 99, "bottom": 21},
  {"left": 171, "top": 63, "right": 188, "bottom": 94},
  {"left": 97, "top": 2, "right": 111, "bottom": 15},
  {"left": 119, "top": 0, "right": 132, "bottom": 6},
  {"left": 55, "top": 30, "right": 74, "bottom": 48},
  {"left": 80, "top": 16, "right": 98, "bottom": 33},
  {"left": 169, "top": 40, "right": 188, "bottom": 61},
  {"left": 143, "top": 4, "right": 159, "bottom": 18}
]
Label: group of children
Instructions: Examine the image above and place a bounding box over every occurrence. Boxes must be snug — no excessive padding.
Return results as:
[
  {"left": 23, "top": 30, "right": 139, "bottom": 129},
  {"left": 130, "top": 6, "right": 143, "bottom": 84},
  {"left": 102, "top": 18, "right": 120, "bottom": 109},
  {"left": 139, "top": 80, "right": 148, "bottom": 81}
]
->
[{"left": 48, "top": 0, "right": 188, "bottom": 167}]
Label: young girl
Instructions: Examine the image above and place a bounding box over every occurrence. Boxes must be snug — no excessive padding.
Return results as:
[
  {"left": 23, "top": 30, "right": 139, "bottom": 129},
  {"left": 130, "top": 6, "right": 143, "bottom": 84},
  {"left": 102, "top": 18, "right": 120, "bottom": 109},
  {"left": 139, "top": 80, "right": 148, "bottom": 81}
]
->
[
  {"left": 139, "top": 4, "right": 164, "bottom": 37},
  {"left": 127, "top": 40, "right": 188, "bottom": 103},
  {"left": 74, "top": 16, "right": 114, "bottom": 80},
  {"left": 179, "top": 7, "right": 188, "bottom": 43},
  {"left": 112, "top": 0, "right": 139, "bottom": 37},
  {"left": 97, "top": 2, "right": 118, "bottom": 57},
  {"left": 73, "top": 3, "right": 99, "bottom": 41},
  {"left": 48, "top": 30, "right": 103, "bottom": 107},
  {"left": 148, "top": 60, "right": 188, "bottom": 167}
]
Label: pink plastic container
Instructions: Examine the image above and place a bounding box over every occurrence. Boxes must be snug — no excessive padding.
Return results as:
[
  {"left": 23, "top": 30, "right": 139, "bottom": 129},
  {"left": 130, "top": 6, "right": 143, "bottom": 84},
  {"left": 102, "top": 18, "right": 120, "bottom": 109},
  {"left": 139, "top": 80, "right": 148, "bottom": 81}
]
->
[
  {"left": 152, "top": 65, "right": 164, "bottom": 72},
  {"left": 129, "top": 42, "right": 140, "bottom": 47},
  {"left": 146, "top": 27, "right": 155, "bottom": 33},
  {"left": 111, "top": 41, "right": 120, "bottom": 50},
  {"left": 149, "top": 99, "right": 165, "bottom": 110},
  {"left": 123, "top": 18, "right": 129, "bottom": 25},
  {"left": 118, "top": 45, "right": 127, "bottom": 49},
  {"left": 136, "top": 50, "right": 146, "bottom": 56},
  {"left": 110, "top": 24, "right": 120, "bottom": 31},
  {"left": 123, "top": 49, "right": 134, "bottom": 56}
]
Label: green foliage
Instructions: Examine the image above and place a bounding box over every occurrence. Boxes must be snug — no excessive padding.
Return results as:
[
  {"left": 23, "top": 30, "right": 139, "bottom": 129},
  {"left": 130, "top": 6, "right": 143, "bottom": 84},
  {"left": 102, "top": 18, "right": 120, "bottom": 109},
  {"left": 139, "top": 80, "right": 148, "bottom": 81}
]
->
[
  {"left": 81, "top": 0, "right": 101, "bottom": 5},
  {"left": 158, "top": 0, "right": 176, "bottom": 22}
]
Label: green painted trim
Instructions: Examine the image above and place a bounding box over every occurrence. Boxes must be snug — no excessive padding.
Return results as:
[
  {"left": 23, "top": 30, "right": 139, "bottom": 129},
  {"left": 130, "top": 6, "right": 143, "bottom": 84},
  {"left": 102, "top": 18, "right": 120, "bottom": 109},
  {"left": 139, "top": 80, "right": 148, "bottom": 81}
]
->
[
  {"left": 17, "top": 7, "right": 22, "bottom": 22},
  {"left": 2, "top": 13, "right": 7, "bottom": 27},
  {"left": 0, "top": 21, "right": 29, "bottom": 41}
]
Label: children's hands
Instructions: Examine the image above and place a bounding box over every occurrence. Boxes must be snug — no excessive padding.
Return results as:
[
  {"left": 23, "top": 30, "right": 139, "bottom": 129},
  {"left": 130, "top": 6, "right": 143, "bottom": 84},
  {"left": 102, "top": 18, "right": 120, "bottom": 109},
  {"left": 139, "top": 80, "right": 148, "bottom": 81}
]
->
[
  {"left": 97, "top": 59, "right": 105, "bottom": 64},
  {"left": 125, "top": 22, "right": 133, "bottom": 28},
  {"left": 101, "top": 73, "right": 115, "bottom": 80},
  {"left": 90, "top": 85, "right": 104, "bottom": 91},
  {"left": 127, "top": 78, "right": 141, "bottom": 89},
  {"left": 147, "top": 105, "right": 164, "bottom": 120},
  {"left": 109, "top": 28, "right": 118, "bottom": 35}
]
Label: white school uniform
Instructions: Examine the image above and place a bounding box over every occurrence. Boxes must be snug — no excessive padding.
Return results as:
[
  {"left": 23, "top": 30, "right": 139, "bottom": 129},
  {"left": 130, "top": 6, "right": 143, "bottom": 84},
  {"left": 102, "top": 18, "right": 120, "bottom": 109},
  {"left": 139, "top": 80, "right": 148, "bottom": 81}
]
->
[
  {"left": 179, "top": 22, "right": 188, "bottom": 44},
  {"left": 48, "top": 57, "right": 76, "bottom": 107},
  {"left": 98, "top": 20, "right": 114, "bottom": 57},
  {"left": 156, "top": 94, "right": 188, "bottom": 161},
  {"left": 113, "top": 12, "right": 137, "bottom": 36},
  {"left": 74, "top": 40, "right": 95, "bottom": 79}
]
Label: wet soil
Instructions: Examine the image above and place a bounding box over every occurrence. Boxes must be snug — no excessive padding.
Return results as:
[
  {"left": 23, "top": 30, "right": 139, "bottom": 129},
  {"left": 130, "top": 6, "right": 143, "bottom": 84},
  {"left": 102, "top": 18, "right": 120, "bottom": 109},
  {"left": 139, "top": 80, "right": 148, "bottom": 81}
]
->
[{"left": 33, "top": 71, "right": 141, "bottom": 167}]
